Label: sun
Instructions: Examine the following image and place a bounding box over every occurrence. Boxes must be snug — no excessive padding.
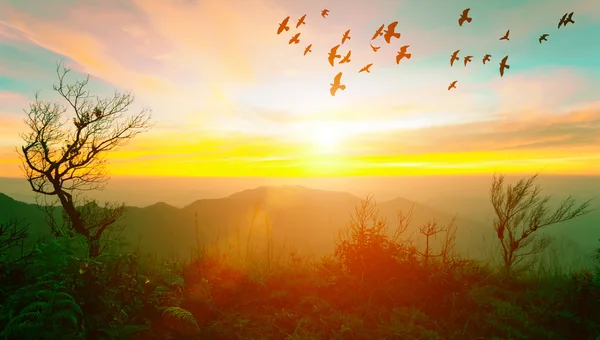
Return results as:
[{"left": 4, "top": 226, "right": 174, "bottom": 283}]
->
[{"left": 312, "top": 124, "right": 342, "bottom": 153}]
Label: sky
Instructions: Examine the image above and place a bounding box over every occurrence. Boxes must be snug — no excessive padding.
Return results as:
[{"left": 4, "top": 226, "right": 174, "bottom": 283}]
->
[{"left": 0, "top": 0, "right": 599, "bottom": 178}]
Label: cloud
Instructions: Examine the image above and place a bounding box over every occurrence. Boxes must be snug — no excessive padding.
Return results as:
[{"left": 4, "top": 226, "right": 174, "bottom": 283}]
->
[
  {"left": 342, "top": 100, "right": 600, "bottom": 156},
  {"left": 0, "top": 1, "right": 177, "bottom": 97}
]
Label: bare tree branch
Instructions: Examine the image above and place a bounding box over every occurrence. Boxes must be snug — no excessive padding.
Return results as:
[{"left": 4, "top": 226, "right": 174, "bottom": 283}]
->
[
  {"left": 490, "top": 173, "right": 594, "bottom": 275},
  {"left": 17, "top": 60, "right": 152, "bottom": 257}
]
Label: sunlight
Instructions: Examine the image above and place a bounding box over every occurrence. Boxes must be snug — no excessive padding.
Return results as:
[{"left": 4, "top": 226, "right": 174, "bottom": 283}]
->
[{"left": 311, "top": 123, "right": 343, "bottom": 154}]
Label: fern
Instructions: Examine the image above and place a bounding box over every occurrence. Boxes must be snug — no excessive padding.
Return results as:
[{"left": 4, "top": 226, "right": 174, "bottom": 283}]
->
[
  {"left": 160, "top": 306, "right": 201, "bottom": 335},
  {"left": 0, "top": 289, "right": 83, "bottom": 339}
]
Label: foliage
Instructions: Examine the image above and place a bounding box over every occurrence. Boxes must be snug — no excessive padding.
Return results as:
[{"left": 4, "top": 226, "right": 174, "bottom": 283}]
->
[
  {"left": 2, "top": 174, "right": 600, "bottom": 339},
  {"left": 0, "top": 234, "right": 198, "bottom": 339}
]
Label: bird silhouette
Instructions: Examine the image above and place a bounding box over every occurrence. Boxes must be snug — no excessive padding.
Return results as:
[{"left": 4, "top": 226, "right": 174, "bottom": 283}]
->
[
  {"left": 500, "top": 29, "right": 510, "bottom": 40},
  {"left": 450, "top": 49, "right": 460, "bottom": 67},
  {"left": 359, "top": 63, "right": 373, "bottom": 73},
  {"left": 558, "top": 12, "right": 575, "bottom": 28},
  {"left": 296, "top": 14, "right": 306, "bottom": 28},
  {"left": 330, "top": 72, "right": 346, "bottom": 96},
  {"left": 499, "top": 55, "right": 510, "bottom": 77},
  {"left": 396, "top": 45, "right": 411, "bottom": 64},
  {"left": 458, "top": 8, "right": 472, "bottom": 26},
  {"left": 289, "top": 33, "right": 300, "bottom": 44},
  {"left": 321, "top": 9, "right": 329, "bottom": 18},
  {"left": 383, "top": 21, "right": 401, "bottom": 44},
  {"left": 304, "top": 44, "right": 312, "bottom": 55},
  {"left": 372, "top": 24, "right": 385, "bottom": 40},
  {"left": 482, "top": 54, "right": 491, "bottom": 64},
  {"left": 539, "top": 34, "right": 549, "bottom": 43},
  {"left": 277, "top": 16, "right": 290, "bottom": 35},
  {"left": 464, "top": 55, "right": 473, "bottom": 66},
  {"left": 448, "top": 80, "right": 457, "bottom": 91},
  {"left": 341, "top": 30, "right": 351, "bottom": 44},
  {"left": 370, "top": 43, "right": 380, "bottom": 52},
  {"left": 339, "top": 50, "right": 351, "bottom": 64},
  {"left": 328, "top": 45, "right": 342, "bottom": 66}
]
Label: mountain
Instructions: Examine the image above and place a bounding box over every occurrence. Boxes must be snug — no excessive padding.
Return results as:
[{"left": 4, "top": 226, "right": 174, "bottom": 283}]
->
[
  {"left": 1, "top": 185, "right": 597, "bottom": 265},
  {"left": 0, "top": 186, "right": 490, "bottom": 258}
]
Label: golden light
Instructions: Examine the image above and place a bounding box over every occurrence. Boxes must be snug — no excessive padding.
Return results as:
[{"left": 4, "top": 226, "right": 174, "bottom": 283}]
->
[{"left": 312, "top": 123, "right": 343, "bottom": 153}]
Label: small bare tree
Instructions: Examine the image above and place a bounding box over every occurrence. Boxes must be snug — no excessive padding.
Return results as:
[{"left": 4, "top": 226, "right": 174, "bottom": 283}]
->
[
  {"left": 416, "top": 218, "right": 457, "bottom": 268},
  {"left": 18, "top": 61, "right": 152, "bottom": 257},
  {"left": 491, "top": 173, "right": 593, "bottom": 275}
]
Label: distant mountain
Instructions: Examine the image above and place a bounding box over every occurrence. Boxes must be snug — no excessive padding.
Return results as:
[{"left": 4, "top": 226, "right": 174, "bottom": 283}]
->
[
  {"left": 0, "top": 186, "right": 491, "bottom": 257},
  {"left": 1, "top": 185, "right": 597, "bottom": 265}
]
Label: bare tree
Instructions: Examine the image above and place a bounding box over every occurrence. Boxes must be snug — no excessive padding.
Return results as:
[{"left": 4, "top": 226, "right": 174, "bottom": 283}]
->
[
  {"left": 0, "top": 219, "right": 32, "bottom": 264},
  {"left": 18, "top": 60, "right": 152, "bottom": 257},
  {"left": 416, "top": 218, "right": 457, "bottom": 268},
  {"left": 490, "top": 173, "right": 593, "bottom": 275}
]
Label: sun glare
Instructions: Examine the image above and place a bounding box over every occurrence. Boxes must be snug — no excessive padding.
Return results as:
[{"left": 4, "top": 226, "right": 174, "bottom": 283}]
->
[{"left": 312, "top": 124, "right": 342, "bottom": 153}]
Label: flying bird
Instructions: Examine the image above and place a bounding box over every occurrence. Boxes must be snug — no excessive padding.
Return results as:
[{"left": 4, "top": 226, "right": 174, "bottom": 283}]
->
[
  {"left": 296, "top": 14, "right": 306, "bottom": 28},
  {"left": 383, "top": 21, "right": 401, "bottom": 44},
  {"left": 558, "top": 12, "right": 575, "bottom": 28},
  {"left": 321, "top": 9, "right": 329, "bottom": 18},
  {"left": 339, "top": 50, "right": 351, "bottom": 64},
  {"left": 370, "top": 43, "right": 380, "bottom": 52},
  {"left": 289, "top": 33, "right": 301, "bottom": 44},
  {"left": 539, "top": 34, "right": 549, "bottom": 43},
  {"left": 450, "top": 49, "right": 460, "bottom": 67},
  {"left": 499, "top": 55, "right": 510, "bottom": 77},
  {"left": 500, "top": 29, "right": 510, "bottom": 40},
  {"left": 482, "top": 54, "right": 491, "bottom": 64},
  {"left": 359, "top": 63, "right": 373, "bottom": 73},
  {"left": 304, "top": 44, "right": 312, "bottom": 55},
  {"left": 464, "top": 55, "right": 473, "bottom": 66},
  {"left": 328, "top": 44, "right": 341, "bottom": 66},
  {"left": 396, "top": 45, "right": 411, "bottom": 64},
  {"left": 330, "top": 72, "right": 346, "bottom": 96},
  {"left": 458, "top": 8, "right": 472, "bottom": 26},
  {"left": 341, "top": 30, "right": 351, "bottom": 44},
  {"left": 448, "top": 80, "right": 457, "bottom": 91},
  {"left": 372, "top": 24, "right": 385, "bottom": 40},
  {"left": 277, "top": 16, "right": 290, "bottom": 35}
]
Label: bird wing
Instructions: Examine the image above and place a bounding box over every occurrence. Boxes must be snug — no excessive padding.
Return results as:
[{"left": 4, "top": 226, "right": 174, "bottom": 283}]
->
[
  {"left": 462, "top": 8, "right": 470, "bottom": 16},
  {"left": 334, "top": 72, "right": 342, "bottom": 83},
  {"left": 330, "top": 86, "right": 336, "bottom": 96},
  {"left": 388, "top": 21, "right": 398, "bottom": 31}
]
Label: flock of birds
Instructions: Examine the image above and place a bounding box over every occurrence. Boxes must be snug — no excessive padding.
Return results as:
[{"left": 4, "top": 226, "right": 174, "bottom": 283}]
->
[{"left": 277, "top": 8, "right": 577, "bottom": 96}]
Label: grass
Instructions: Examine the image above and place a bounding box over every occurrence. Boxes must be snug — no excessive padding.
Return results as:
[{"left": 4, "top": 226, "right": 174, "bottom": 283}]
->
[{"left": 1, "top": 196, "right": 600, "bottom": 339}]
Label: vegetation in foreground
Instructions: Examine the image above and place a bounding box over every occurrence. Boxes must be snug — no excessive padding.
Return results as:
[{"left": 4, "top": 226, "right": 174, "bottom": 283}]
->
[{"left": 1, "top": 190, "right": 600, "bottom": 340}]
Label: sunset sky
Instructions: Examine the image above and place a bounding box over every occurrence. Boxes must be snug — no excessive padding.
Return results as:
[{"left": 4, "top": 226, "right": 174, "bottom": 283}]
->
[{"left": 0, "top": 0, "right": 599, "bottom": 177}]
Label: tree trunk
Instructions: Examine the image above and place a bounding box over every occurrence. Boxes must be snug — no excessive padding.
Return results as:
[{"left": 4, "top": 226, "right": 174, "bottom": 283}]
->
[{"left": 88, "top": 238, "right": 100, "bottom": 258}]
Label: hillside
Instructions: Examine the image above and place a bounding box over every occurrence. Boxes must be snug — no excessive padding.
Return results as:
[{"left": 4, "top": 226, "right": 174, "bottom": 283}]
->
[
  {"left": 0, "top": 186, "right": 492, "bottom": 258},
  {"left": 1, "top": 185, "right": 596, "bottom": 262}
]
